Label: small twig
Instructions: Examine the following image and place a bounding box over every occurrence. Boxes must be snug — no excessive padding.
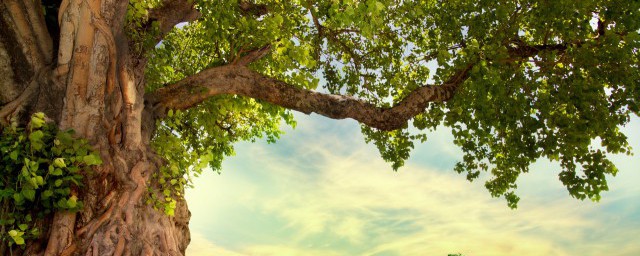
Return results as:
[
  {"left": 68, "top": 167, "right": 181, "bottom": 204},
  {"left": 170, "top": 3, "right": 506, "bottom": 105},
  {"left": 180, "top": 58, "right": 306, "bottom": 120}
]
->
[{"left": 234, "top": 44, "right": 272, "bottom": 66}]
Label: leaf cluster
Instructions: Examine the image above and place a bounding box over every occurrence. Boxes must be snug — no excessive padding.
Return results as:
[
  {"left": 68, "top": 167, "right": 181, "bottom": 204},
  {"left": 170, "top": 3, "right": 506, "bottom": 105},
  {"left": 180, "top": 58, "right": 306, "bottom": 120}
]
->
[
  {"left": 125, "top": 0, "right": 164, "bottom": 55},
  {"left": 0, "top": 113, "right": 101, "bottom": 247},
  {"left": 138, "top": 0, "right": 640, "bottom": 207},
  {"left": 143, "top": 11, "right": 301, "bottom": 212}
]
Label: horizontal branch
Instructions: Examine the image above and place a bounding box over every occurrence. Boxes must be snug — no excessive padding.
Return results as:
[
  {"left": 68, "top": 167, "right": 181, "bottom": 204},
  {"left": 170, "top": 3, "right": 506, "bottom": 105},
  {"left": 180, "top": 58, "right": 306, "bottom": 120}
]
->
[
  {"left": 145, "top": 64, "right": 473, "bottom": 131},
  {"left": 144, "top": 32, "right": 589, "bottom": 131}
]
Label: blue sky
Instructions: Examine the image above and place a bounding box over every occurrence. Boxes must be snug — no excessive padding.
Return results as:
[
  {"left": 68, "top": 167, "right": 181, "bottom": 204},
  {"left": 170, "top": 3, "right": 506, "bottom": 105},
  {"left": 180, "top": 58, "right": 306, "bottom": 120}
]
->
[{"left": 185, "top": 113, "right": 640, "bottom": 256}]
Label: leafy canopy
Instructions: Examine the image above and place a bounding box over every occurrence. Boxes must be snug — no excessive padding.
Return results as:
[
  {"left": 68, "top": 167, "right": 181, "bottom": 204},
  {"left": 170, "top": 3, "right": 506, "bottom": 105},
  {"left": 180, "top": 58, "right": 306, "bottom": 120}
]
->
[{"left": 140, "top": 0, "right": 640, "bottom": 208}]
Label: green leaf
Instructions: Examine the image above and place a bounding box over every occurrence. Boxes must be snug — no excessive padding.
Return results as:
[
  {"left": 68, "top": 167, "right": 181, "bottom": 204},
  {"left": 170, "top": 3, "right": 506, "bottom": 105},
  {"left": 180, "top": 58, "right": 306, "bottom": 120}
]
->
[
  {"left": 50, "top": 168, "right": 63, "bottom": 176},
  {"left": 375, "top": 1, "right": 385, "bottom": 12},
  {"left": 13, "top": 193, "right": 23, "bottom": 204},
  {"left": 53, "top": 158, "right": 66, "bottom": 168},
  {"left": 9, "top": 150, "right": 18, "bottom": 161},
  {"left": 29, "top": 130, "right": 44, "bottom": 143},
  {"left": 12, "top": 236, "right": 25, "bottom": 245},
  {"left": 21, "top": 166, "right": 30, "bottom": 178},
  {"left": 30, "top": 112, "right": 45, "bottom": 128},
  {"left": 22, "top": 189, "right": 36, "bottom": 201},
  {"left": 28, "top": 177, "right": 39, "bottom": 189},
  {"left": 42, "top": 190, "right": 54, "bottom": 199},
  {"left": 82, "top": 154, "right": 102, "bottom": 166},
  {"left": 35, "top": 175, "right": 44, "bottom": 186},
  {"left": 67, "top": 195, "right": 78, "bottom": 208},
  {"left": 56, "top": 198, "right": 68, "bottom": 208}
]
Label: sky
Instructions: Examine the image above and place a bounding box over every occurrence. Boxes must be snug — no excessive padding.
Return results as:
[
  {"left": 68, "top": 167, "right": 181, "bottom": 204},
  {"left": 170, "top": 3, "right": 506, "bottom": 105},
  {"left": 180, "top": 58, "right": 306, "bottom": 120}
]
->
[{"left": 184, "top": 113, "right": 640, "bottom": 256}]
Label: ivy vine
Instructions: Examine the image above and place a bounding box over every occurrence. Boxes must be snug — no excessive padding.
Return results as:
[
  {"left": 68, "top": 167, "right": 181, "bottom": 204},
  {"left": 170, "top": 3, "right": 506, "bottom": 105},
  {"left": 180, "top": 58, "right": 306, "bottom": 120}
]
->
[{"left": 0, "top": 113, "right": 101, "bottom": 249}]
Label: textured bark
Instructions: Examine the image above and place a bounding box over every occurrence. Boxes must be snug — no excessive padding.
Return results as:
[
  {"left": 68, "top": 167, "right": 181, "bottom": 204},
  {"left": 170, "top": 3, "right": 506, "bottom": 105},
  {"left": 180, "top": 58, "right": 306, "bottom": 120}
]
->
[
  {"left": 1, "top": 1, "right": 191, "bottom": 255},
  {"left": 146, "top": 64, "right": 474, "bottom": 131},
  {"left": 1, "top": 2, "right": 55, "bottom": 129},
  {"left": 147, "top": 0, "right": 200, "bottom": 41}
]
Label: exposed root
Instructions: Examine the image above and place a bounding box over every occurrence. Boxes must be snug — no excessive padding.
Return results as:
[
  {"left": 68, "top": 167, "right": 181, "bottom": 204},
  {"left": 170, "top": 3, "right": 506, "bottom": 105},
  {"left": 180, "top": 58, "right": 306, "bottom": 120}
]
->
[
  {"left": 59, "top": 242, "right": 77, "bottom": 256},
  {"left": 117, "top": 191, "right": 130, "bottom": 210},
  {"left": 112, "top": 151, "right": 131, "bottom": 186},
  {"left": 142, "top": 244, "right": 154, "bottom": 256},
  {"left": 129, "top": 162, "right": 149, "bottom": 206},
  {"left": 77, "top": 202, "right": 114, "bottom": 238},
  {"left": 101, "top": 190, "right": 116, "bottom": 208},
  {"left": 113, "top": 236, "right": 125, "bottom": 256}
]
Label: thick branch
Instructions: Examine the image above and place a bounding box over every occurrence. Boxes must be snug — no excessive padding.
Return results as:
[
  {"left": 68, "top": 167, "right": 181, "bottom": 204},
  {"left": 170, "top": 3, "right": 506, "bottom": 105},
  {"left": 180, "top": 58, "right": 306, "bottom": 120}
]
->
[
  {"left": 148, "top": 0, "right": 201, "bottom": 42},
  {"left": 145, "top": 31, "right": 590, "bottom": 132},
  {"left": 146, "top": 64, "right": 473, "bottom": 131}
]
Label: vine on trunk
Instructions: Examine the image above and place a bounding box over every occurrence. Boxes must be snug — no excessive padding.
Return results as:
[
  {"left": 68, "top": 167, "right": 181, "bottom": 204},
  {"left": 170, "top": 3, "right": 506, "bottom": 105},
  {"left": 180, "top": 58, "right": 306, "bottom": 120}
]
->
[{"left": 0, "top": 113, "right": 101, "bottom": 252}]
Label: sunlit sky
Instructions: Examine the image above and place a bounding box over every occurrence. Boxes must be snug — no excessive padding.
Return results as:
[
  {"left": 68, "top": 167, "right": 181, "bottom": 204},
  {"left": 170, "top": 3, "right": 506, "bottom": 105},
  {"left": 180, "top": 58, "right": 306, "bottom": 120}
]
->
[{"left": 184, "top": 113, "right": 640, "bottom": 256}]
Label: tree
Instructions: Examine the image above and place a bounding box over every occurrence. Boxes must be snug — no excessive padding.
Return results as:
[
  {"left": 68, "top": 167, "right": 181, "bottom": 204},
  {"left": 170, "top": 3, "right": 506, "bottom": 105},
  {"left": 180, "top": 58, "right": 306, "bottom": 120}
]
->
[{"left": 0, "top": 0, "right": 638, "bottom": 255}]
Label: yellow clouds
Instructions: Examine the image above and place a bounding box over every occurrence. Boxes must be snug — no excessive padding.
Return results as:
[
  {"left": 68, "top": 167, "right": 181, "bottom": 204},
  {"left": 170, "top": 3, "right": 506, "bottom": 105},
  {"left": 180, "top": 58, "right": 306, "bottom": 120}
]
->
[
  {"left": 244, "top": 245, "right": 344, "bottom": 256},
  {"left": 185, "top": 115, "right": 640, "bottom": 255},
  {"left": 187, "top": 232, "right": 247, "bottom": 256},
  {"left": 250, "top": 139, "right": 602, "bottom": 255}
]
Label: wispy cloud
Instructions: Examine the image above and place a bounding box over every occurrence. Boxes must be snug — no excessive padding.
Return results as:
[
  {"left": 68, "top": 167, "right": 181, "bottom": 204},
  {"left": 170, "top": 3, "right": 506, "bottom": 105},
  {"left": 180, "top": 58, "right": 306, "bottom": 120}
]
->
[
  {"left": 187, "top": 231, "right": 248, "bottom": 256},
  {"left": 186, "top": 115, "right": 640, "bottom": 255}
]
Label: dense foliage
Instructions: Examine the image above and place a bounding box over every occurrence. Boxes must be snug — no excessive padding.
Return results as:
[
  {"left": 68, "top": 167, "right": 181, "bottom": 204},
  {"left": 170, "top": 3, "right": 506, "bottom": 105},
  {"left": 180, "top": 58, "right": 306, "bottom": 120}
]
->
[
  {"left": 139, "top": 0, "right": 640, "bottom": 208},
  {"left": 0, "top": 113, "right": 101, "bottom": 248}
]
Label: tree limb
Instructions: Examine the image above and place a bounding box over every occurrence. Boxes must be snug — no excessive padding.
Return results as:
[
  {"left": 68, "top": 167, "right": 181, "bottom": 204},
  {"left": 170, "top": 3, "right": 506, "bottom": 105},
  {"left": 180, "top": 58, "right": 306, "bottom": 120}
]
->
[
  {"left": 146, "top": 63, "right": 474, "bottom": 131},
  {"left": 147, "top": 0, "right": 201, "bottom": 43},
  {"left": 145, "top": 21, "right": 592, "bottom": 132}
]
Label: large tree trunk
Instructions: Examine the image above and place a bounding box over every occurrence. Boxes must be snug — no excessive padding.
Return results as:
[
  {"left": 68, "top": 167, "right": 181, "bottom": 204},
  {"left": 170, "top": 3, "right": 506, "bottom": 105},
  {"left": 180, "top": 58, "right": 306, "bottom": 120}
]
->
[{"left": 1, "top": 1, "right": 190, "bottom": 255}]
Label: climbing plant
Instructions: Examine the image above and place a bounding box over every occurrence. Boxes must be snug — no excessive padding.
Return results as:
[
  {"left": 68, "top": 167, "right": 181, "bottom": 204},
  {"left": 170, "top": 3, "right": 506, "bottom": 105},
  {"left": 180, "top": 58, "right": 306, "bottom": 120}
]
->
[{"left": 0, "top": 113, "right": 101, "bottom": 248}]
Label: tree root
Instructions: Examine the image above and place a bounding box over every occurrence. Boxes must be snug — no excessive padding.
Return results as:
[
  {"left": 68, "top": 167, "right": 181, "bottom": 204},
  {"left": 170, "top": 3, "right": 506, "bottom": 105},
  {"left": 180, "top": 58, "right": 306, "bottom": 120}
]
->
[
  {"left": 77, "top": 202, "right": 114, "bottom": 238},
  {"left": 59, "top": 242, "right": 77, "bottom": 256}
]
